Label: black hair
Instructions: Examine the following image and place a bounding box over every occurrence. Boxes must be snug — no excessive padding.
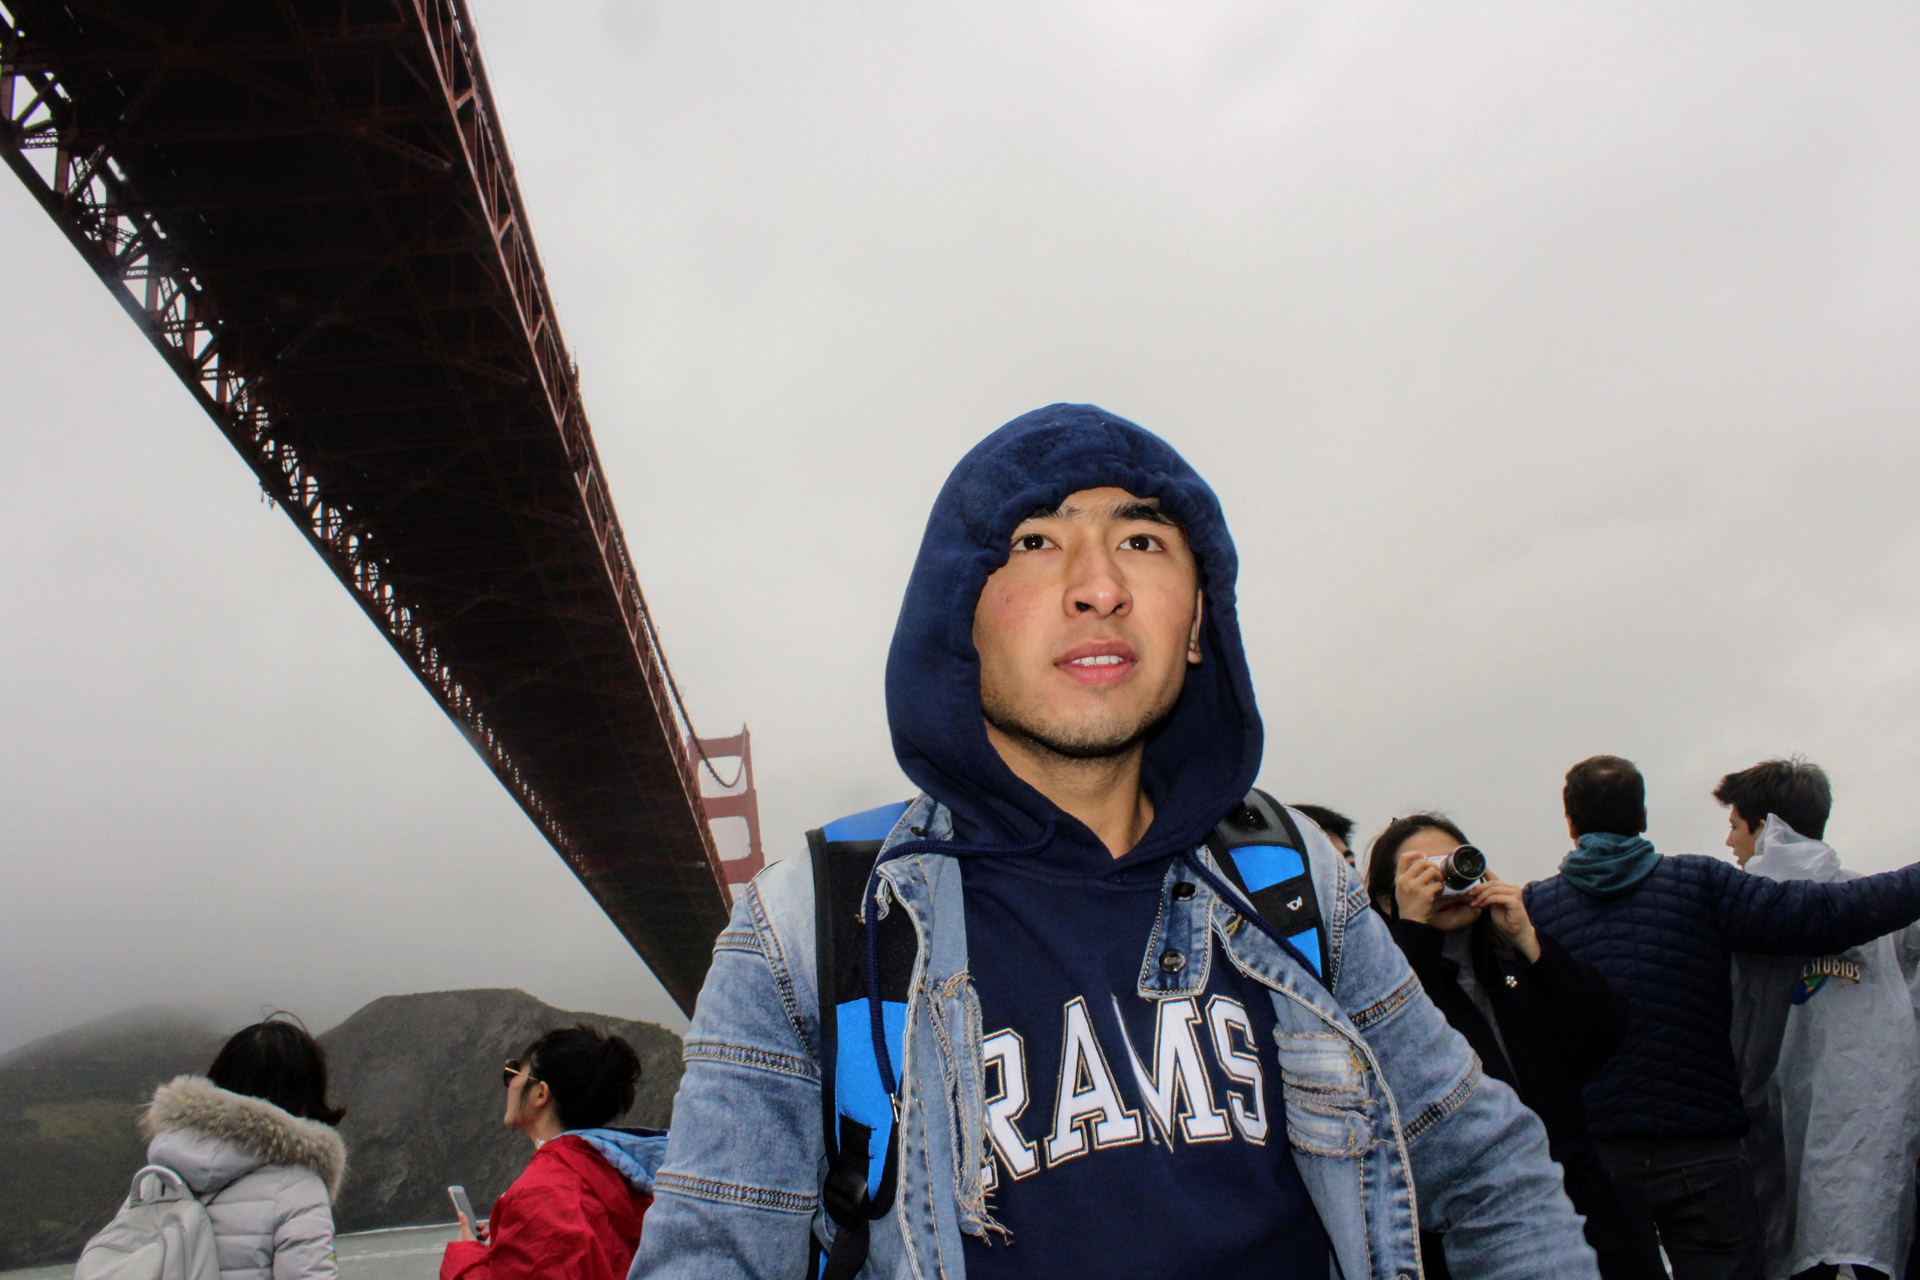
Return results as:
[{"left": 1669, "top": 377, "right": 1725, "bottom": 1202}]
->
[
  {"left": 1713, "top": 757, "right": 1831, "bottom": 840},
  {"left": 1364, "top": 812, "right": 1516, "bottom": 979},
  {"left": 207, "top": 1014, "right": 345, "bottom": 1126},
  {"left": 1364, "top": 813, "right": 1470, "bottom": 918},
  {"left": 1291, "top": 804, "right": 1354, "bottom": 846},
  {"left": 1563, "top": 755, "right": 1647, "bottom": 838},
  {"left": 524, "top": 1024, "right": 641, "bottom": 1131}
]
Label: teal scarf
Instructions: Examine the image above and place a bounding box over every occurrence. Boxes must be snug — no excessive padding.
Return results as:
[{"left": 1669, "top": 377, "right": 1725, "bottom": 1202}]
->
[{"left": 1560, "top": 832, "right": 1661, "bottom": 897}]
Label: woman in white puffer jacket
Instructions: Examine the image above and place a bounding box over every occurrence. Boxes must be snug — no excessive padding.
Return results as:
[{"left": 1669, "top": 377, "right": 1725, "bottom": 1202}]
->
[{"left": 141, "top": 1018, "right": 348, "bottom": 1280}]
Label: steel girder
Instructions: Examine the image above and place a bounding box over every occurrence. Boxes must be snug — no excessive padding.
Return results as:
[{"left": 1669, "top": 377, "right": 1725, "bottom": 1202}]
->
[{"left": 0, "top": 0, "right": 733, "bottom": 1011}]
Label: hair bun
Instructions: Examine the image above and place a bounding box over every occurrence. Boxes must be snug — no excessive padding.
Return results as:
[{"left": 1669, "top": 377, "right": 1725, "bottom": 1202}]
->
[{"left": 523, "top": 1024, "right": 642, "bottom": 1130}]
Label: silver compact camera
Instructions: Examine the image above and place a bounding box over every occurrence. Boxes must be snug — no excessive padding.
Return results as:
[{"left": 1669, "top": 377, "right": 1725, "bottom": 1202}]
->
[{"left": 1426, "top": 844, "right": 1488, "bottom": 898}]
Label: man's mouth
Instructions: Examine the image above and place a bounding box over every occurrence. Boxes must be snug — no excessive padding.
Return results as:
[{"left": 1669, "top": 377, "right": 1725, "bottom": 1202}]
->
[{"left": 1056, "top": 642, "right": 1137, "bottom": 686}]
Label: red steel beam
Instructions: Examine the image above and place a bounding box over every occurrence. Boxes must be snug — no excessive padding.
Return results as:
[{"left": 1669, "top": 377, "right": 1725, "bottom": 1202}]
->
[{"left": 0, "top": 0, "right": 735, "bottom": 1010}]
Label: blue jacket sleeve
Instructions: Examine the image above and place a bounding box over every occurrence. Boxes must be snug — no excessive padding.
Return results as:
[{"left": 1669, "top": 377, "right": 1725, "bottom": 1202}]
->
[
  {"left": 629, "top": 866, "right": 824, "bottom": 1280},
  {"left": 1710, "top": 857, "right": 1920, "bottom": 955}
]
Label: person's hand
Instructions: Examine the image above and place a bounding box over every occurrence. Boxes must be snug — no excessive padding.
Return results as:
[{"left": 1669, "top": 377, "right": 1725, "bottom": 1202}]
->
[
  {"left": 456, "top": 1214, "right": 487, "bottom": 1245},
  {"left": 1468, "top": 873, "right": 1541, "bottom": 962},
  {"left": 1394, "top": 848, "right": 1444, "bottom": 923}
]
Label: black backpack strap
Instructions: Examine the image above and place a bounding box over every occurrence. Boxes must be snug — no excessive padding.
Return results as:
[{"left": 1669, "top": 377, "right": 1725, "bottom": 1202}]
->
[
  {"left": 1207, "top": 789, "right": 1329, "bottom": 982},
  {"left": 808, "top": 815, "right": 917, "bottom": 1280}
]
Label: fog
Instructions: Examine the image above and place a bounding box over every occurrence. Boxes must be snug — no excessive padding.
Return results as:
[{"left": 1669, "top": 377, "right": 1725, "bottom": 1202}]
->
[{"left": 4, "top": 2, "right": 1919, "bottom": 1053}]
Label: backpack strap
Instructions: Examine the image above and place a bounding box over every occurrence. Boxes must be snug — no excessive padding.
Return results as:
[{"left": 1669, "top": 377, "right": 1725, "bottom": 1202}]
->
[
  {"left": 1207, "top": 789, "right": 1329, "bottom": 981},
  {"left": 808, "top": 803, "right": 916, "bottom": 1280}
]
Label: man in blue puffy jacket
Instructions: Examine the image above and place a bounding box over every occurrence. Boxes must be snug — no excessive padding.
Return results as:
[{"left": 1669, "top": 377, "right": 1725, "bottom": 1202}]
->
[
  {"left": 636, "top": 405, "right": 1600, "bottom": 1279},
  {"left": 1526, "top": 754, "right": 1920, "bottom": 1280}
]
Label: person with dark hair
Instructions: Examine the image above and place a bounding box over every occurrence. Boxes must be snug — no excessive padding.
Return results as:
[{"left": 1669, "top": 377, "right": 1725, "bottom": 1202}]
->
[
  {"left": 1291, "top": 803, "right": 1356, "bottom": 866},
  {"left": 1722, "top": 759, "right": 1920, "bottom": 1280},
  {"left": 442, "top": 1024, "right": 664, "bottom": 1280},
  {"left": 139, "top": 1015, "right": 346, "bottom": 1280},
  {"left": 1713, "top": 758, "right": 1833, "bottom": 865},
  {"left": 1526, "top": 754, "right": 1920, "bottom": 1280},
  {"left": 1562, "top": 755, "right": 1650, "bottom": 843},
  {"left": 1365, "top": 816, "right": 1663, "bottom": 1280},
  {"left": 637, "top": 406, "right": 1600, "bottom": 1280}
]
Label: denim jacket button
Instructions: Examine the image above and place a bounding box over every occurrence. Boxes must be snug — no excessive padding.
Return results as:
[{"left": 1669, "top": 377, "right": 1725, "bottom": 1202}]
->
[
  {"left": 1171, "top": 882, "right": 1196, "bottom": 901},
  {"left": 1159, "top": 948, "right": 1187, "bottom": 974}
]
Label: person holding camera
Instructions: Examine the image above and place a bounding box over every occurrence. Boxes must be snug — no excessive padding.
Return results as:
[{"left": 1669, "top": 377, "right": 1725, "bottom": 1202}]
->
[{"left": 1367, "top": 814, "right": 1665, "bottom": 1280}]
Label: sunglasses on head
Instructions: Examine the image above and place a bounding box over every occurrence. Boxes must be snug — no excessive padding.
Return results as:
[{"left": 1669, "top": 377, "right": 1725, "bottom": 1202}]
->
[{"left": 503, "top": 1059, "right": 542, "bottom": 1089}]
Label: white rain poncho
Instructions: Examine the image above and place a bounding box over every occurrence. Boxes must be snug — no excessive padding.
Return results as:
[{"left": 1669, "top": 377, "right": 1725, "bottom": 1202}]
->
[{"left": 1731, "top": 816, "right": 1920, "bottom": 1280}]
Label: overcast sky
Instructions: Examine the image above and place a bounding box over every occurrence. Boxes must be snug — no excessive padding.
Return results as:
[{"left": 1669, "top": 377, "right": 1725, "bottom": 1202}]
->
[{"left": 4, "top": 2, "right": 1920, "bottom": 1055}]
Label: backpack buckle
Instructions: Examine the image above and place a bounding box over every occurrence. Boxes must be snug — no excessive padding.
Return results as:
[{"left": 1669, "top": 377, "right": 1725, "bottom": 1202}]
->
[{"left": 822, "top": 1155, "right": 871, "bottom": 1227}]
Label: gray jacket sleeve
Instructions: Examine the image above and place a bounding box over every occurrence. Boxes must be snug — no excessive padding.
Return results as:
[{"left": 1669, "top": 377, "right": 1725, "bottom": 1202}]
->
[
  {"left": 271, "top": 1172, "right": 339, "bottom": 1280},
  {"left": 630, "top": 866, "right": 825, "bottom": 1280}
]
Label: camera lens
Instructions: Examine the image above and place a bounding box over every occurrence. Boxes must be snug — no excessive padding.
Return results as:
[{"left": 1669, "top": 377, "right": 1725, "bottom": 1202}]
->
[{"left": 1444, "top": 844, "right": 1487, "bottom": 889}]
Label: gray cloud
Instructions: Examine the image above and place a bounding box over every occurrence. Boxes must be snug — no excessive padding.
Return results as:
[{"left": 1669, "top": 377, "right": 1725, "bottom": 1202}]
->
[{"left": 3, "top": 2, "right": 1918, "bottom": 1052}]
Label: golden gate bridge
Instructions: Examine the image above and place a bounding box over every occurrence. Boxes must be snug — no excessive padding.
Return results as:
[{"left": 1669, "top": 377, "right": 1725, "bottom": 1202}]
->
[{"left": 0, "top": 0, "right": 763, "bottom": 1013}]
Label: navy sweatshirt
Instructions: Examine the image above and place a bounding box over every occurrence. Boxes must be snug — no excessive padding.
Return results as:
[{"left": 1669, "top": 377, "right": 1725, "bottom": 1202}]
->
[
  {"left": 961, "top": 857, "right": 1327, "bottom": 1276},
  {"left": 881, "top": 404, "right": 1329, "bottom": 1277}
]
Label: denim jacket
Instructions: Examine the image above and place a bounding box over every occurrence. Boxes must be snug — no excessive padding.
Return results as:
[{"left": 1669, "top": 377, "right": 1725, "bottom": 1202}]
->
[{"left": 633, "top": 797, "right": 1598, "bottom": 1280}]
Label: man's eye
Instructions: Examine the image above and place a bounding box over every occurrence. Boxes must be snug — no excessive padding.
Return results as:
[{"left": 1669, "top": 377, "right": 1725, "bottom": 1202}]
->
[
  {"left": 1015, "top": 533, "right": 1051, "bottom": 552},
  {"left": 1122, "top": 533, "right": 1161, "bottom": 552}
]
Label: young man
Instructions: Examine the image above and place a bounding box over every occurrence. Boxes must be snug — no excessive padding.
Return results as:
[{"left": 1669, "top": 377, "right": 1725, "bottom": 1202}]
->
[
  {"left": 635, "top": 405, "right": 1599, "bottom": 1279},
  {"left": 1525, "top": 755, "right": 1920, "bottom": 1280},
  {"left": 1720, "top": 759, "right": 1920, "bottom": 1280},
  {"left": 1714, "top": 758, "right": 1834, "bottom": 870}
]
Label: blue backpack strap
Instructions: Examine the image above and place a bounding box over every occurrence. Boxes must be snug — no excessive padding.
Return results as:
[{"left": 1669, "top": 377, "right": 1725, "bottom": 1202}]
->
[
  {"left": 808, "top": 802, "right": 914, "bottom": 1280},
  {"left": 1208, "top": 789, "right": 1329, "bottom": 982}
]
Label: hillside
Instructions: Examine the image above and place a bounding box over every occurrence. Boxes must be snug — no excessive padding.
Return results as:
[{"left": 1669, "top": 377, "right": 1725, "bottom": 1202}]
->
[
  {"left": 0, "top": 991, "right": 683, "bottom": 1268},
  {"left": 0, "top": 1007, "right": 230, "bottom": 1269}
]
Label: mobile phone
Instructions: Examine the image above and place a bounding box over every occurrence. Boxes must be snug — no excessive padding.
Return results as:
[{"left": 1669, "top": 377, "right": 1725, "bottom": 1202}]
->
[{"left": 448, "top": 1185, "right": 479, "bottom": 1235}]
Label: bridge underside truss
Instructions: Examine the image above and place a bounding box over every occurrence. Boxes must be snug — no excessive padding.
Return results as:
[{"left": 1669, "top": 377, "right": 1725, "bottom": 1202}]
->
[{"left": 1, "top": 0, "right": 730, "bottom": 1010}]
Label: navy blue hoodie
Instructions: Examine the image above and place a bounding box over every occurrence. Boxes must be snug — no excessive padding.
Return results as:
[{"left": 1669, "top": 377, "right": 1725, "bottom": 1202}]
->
[{"left": 884, "top": 405, "right": 1328, "bottom": 1277}]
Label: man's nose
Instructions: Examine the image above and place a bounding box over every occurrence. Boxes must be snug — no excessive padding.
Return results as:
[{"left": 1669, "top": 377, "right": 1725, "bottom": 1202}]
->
[{"left": 1066, "top": 545, "right": 1129, "bottom": 617}]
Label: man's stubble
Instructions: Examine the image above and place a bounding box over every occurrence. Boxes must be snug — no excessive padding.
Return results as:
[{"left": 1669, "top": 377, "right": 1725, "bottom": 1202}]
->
[{"left": 979, "top": 681, "right": 1181, "bottom": 763}]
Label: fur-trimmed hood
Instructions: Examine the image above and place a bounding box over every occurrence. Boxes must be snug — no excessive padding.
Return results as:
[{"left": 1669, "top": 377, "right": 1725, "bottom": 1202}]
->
[{"left": 142, "top": 1075, "right": 346, "bottom": 1199}]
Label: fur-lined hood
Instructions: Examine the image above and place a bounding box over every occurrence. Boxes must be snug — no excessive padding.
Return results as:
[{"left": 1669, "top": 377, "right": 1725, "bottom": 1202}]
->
[{"left": 143, "top": 1075, "right": 346, "bottom": 1198}]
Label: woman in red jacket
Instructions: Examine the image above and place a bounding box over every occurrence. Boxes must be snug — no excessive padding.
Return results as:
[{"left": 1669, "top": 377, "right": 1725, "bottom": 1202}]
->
[{"left": 442, "top": 1025, "right": 666, "bottom": 1280}]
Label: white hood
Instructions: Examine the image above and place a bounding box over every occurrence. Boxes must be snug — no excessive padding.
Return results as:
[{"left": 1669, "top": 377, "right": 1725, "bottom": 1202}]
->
[{"left": 1743, "top": 814, "right": 1840, "bottom": 884}]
